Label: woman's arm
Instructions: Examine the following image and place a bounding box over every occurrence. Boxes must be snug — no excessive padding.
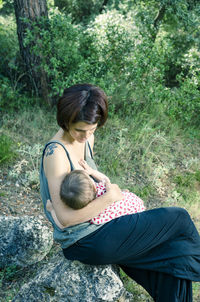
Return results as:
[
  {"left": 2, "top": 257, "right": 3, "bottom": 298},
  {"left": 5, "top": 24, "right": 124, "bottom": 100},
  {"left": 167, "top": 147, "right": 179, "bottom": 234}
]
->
[{"left": 44, "top": 143, "right": 122, "bottom": 228}]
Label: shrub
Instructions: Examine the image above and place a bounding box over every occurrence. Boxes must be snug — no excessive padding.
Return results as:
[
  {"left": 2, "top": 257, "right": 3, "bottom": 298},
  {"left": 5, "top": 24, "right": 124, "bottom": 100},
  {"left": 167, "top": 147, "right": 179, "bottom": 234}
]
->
[
  {"left": 0, "top": 16, "right": 21, "bottom": 83},
  {"left": 0, "top": 0, "right": 14, "bottom": 15},
  {"left": 54, "top": 0, "right": 105, "bottom": 23},
  {"left": 9, "top": 144, "right": 43, "bottom": 189},
  {"left": 0, "top": 77, "right": 38, "bottom": 112},
  {"left": 85, "top": 10, "right": 139, "bottom": 76},
  {"left": 24, "top": 9, "right": 141, "bottom": 97},
  {"left": 0, "top": 134, "right": 16, "bottom": 164},
  {"left": 166, "top": 79, "right": 200, "bottom": 128}
]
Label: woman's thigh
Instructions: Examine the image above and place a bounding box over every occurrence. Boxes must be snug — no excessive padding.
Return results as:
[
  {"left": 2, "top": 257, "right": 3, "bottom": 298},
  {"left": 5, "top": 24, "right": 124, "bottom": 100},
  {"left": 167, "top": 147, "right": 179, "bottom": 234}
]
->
[{"left": 63, "top": 207, "right": 200, "bottom": 280}]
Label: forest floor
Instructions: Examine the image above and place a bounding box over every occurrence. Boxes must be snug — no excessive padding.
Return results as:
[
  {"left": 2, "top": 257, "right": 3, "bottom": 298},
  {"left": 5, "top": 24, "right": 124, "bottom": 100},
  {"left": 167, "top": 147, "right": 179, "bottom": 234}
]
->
[{"left": 0, "top": 165, "right": 45, "bottom": 224}]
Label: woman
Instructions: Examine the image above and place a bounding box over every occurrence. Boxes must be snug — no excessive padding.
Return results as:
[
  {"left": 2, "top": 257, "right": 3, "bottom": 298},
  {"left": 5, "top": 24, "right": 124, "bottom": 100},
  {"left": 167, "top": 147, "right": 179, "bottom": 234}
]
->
[{"left": 40, "top": 83, "right": 200, "bottom": 302}]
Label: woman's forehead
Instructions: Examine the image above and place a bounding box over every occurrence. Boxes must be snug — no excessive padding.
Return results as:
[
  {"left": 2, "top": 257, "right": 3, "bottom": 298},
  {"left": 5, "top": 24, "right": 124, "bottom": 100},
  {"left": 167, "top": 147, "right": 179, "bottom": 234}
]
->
[{"left": 71, "top": 121, "right": 97, "bottom": 130}]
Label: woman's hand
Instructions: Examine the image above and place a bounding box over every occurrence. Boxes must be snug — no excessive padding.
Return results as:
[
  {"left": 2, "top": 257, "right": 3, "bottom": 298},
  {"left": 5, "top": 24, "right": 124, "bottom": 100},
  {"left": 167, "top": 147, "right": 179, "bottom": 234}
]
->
[
  {"left": 46, "top": 199, "right": 65, "bottom": 229},
  {"left": 104, "top": 179, "right": 123, "bottom": 202}
]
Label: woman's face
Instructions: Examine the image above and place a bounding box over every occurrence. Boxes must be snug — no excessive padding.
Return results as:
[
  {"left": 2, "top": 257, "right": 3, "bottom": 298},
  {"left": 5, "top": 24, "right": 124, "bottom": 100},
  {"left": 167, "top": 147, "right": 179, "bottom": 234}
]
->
[{"left": 68, "top": 122, "right": 97, "bottom": 143}]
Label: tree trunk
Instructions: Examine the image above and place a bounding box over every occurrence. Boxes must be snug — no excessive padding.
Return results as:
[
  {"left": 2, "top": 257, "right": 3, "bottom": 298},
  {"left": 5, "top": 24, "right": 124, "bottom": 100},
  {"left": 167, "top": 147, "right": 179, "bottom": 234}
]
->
[
  {"left": 152, "top": 5, "right": 166, "bottom": 42},
  {"left": 14, "top": 0, "right": 51, "bottom": 105}
]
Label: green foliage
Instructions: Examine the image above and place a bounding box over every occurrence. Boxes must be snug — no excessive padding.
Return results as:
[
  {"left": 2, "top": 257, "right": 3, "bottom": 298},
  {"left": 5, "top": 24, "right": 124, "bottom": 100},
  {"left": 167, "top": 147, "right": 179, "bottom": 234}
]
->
[
  {"left": 0, "top": 0, "right": 199, "bottom": 124},
  {"left": 120, "top": 268, "right": 153, "bottom": 301},
  {"left": 0, "top": 16, "right": 20, "bottom": 80},
  {"left": 165, "top": 79, "right": 200, "bottom": 127},
  {"left": 170, "top": 169, "right": 200, "bottom": 209},
  {"left": 94, "top": 98, "right": 200, "bottom": 212},
  {"left": 54, "top": 0, "right": 105, "bottom": 23},
  {"left": 23, "top": 9, "right": 142, "bottom": 96},
  {"left": 0, "top": 134, "right": 16, "bottom": 164},
  {"left": 174, "top": 171, "right": 200, "bottom": 188},
  {"left": 85, "top": 9, "right": 138, "bottom": 75},
  {"left": 132, "top": 185, "right": 156, "bottom": 201},
  {"left": 1, "top": 1, "right": 199, "bottom": 128},
  {"left": 0, "top": 16, "right": 39, "bottom": 111},
  {"left": 0, "top": 77, "right": 40, "bottom": 111},
  {"left": 0, "top": 0, "right": 14, "bottom": 15},
  {"left": 24, "top": 12, "right": 84, "bottom": 96}
]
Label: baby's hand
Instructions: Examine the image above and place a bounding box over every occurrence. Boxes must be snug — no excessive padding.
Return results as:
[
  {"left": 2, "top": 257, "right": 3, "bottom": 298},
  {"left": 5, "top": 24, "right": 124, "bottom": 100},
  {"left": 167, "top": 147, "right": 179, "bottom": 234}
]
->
[
  {"left": 79, "top": 159, "right": 110, "bottom": 182},
  {"left": 95, "top": 172, "right": 110, "bottom": 183},
  {"left": 79, "top": 159, "right": 93, "bottom": 174}
]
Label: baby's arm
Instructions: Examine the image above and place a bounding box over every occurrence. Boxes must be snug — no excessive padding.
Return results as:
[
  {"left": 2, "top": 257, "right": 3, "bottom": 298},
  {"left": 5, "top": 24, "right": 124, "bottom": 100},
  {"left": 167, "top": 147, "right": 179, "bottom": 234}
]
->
[{"left": 79, "top": 159, "right": 110, "bottom": 182}]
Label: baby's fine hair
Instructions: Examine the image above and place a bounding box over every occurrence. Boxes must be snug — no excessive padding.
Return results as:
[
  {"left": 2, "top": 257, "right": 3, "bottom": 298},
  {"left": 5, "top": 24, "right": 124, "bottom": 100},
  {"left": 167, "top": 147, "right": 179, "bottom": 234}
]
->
[{"left": 60, "top": 170, "right": 96, "bottom": 209}]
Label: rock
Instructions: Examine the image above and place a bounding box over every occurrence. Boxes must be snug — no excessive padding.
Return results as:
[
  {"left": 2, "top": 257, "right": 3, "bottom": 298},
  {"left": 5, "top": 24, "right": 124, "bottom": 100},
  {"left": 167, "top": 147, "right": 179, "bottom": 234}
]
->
[
  {"left": 0, "top": 216, "right": 53, "bottom": 268},
  {"left": 12, "top": 252, "right": 134, "bottom": 302}
]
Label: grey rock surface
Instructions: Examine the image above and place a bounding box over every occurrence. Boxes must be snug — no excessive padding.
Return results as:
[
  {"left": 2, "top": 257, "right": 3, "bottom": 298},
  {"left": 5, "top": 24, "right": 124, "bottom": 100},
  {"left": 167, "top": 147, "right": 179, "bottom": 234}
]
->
[
  {"left": 12, "top": 252, "right": 134, "bottom": 302},
  {"left": 0, "top": 215, "right": 53, "bottom": 268}
]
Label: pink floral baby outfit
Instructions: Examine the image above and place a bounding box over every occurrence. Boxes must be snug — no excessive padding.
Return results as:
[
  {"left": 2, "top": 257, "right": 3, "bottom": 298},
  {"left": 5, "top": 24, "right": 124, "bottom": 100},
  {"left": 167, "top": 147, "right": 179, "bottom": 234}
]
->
[{"left": 90, "top": 182, "right": 146, "bottom": 225}]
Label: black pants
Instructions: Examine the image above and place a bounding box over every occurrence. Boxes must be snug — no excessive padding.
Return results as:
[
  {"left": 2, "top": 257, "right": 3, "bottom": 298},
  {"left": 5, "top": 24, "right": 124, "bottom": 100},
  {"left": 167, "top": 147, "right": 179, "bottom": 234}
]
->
[{"left": 63, "top": 207, "right": 200, "bottom": 301}]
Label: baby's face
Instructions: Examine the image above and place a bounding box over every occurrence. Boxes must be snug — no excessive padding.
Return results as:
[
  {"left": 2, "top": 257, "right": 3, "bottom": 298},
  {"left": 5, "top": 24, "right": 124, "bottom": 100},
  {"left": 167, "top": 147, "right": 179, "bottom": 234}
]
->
[{"left": 89, "top": 176, "right": 97, "bottom": 193}]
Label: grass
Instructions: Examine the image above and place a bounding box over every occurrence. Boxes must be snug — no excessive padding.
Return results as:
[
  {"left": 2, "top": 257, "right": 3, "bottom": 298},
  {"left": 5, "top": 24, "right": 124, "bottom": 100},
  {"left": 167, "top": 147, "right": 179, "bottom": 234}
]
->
[
  {"left": 1, "top": 106, "right": 57, "bottom": 144},
  {"left": 1, "top": 103, "right": 200, "bottom": 301},
  {"left": 0, "top": 134, "right": 17, "bottom": 164},
  {"left": 119, "top": 269, "right": 154, "bottom": 301}
]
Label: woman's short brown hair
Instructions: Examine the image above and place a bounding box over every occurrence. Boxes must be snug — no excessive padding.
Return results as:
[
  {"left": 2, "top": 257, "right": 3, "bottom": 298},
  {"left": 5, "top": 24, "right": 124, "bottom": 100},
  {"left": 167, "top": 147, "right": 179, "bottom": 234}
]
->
[{"left": 57, "top": 83, "right": 108, "bottom": 131}]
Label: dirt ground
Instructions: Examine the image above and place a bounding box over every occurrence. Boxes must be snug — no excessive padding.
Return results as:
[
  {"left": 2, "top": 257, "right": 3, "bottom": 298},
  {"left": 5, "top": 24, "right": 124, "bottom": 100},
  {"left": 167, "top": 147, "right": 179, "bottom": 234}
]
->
[{"left": 0, "top": 166, "right": 49, "bottom": 225}]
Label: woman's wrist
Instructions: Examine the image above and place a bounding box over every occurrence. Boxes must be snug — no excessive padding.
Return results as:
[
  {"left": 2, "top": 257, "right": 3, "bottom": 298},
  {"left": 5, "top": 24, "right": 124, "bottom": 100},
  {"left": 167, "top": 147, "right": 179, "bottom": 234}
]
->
[{"left": 104, "top": 183, "right": 122, "bottom": 204}]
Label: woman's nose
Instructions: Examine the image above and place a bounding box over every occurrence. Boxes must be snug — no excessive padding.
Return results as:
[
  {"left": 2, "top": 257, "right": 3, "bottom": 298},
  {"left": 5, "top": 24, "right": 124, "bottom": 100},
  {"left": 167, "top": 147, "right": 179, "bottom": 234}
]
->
[
  {"left": 81, "top": 132, "right": 89, "bottom": 139},
  {"left": 85, "top": 130, "right": 92, "bottom": 137}
]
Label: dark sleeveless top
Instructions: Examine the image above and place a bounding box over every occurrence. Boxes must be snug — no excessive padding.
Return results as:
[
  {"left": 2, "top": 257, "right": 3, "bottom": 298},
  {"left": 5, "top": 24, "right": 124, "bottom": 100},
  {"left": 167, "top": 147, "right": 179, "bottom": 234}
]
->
[{"left": 40, "top": 140, "right": 105, "bottom": 249}]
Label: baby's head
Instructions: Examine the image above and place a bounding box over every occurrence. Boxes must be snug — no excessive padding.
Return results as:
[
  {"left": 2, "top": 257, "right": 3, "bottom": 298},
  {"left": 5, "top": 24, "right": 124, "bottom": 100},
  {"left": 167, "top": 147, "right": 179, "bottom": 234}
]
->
[{"left": 60, "top": 170, "right": 96, "bottom": 209}]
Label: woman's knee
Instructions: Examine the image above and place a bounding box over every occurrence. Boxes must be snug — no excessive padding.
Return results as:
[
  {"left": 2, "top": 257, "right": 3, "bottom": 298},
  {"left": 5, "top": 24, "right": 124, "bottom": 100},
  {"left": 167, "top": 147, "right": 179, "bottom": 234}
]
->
[
  {"left": 166, "top": 207, "right": 197, "bottom": 237},
  {"left": 163, "top": 207, "right": 190, "bottom": 221},
  {"left": 173, "top": 207, "right": 191, "bottom": 223}
]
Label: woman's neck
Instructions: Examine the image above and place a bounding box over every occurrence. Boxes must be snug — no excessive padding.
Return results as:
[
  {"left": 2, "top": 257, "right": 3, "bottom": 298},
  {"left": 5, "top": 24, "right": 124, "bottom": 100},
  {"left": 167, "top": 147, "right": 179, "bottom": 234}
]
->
[{"left": 53, "top": 128, "right": 79, "bottom": 146}]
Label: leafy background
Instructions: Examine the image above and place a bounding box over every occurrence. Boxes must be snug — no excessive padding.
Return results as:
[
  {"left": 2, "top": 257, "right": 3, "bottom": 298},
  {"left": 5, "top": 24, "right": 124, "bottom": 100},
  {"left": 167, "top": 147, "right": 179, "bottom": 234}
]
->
[{"left": 0, "top": 0, "right": 200, "bottom": 301}]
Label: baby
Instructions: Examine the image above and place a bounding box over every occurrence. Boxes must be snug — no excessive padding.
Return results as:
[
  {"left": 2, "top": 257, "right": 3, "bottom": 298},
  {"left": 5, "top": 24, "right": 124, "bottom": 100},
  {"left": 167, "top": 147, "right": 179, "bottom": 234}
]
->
[{"left": 47, "top": 160, "right": 145, "bottom": 227}]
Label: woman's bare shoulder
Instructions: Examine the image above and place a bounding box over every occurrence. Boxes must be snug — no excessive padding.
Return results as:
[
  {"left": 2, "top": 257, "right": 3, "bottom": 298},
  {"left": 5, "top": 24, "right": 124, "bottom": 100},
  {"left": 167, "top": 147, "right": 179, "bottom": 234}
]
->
[
  {"left": 44, "top": 141, "right": 64, "bottom": 157},
  {"left": 43, "top": 142, "right": 70, "bottom": 176}
]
